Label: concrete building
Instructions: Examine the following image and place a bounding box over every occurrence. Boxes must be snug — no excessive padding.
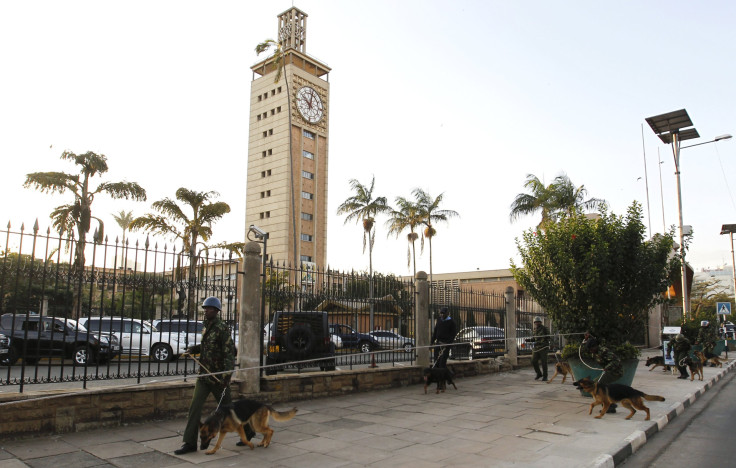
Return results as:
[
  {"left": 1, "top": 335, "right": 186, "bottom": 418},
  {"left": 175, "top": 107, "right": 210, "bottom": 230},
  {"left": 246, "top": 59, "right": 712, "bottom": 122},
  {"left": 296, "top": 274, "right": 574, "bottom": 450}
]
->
[{"left": 246, "top": 7, "right": 330, "bottom": 267}]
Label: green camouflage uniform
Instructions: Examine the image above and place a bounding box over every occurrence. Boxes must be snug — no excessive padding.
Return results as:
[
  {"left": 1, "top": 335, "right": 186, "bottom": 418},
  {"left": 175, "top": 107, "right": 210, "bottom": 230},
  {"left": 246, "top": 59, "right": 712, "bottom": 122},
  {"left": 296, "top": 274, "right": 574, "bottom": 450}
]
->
[
  {"left": 667, "top": 335, "right": 691, "bottom": 378},
  {"left": 696, "top": 325, "right": 717, "bottom": 354},
  {"left": 530, "top": 323, "right": 550, "bottom": 379},
  {"left": 592, "top": 345, "right": 623, "bottom": 385},
  {"left": 181, "top": 315, "right": 236, "bottom": 447}
]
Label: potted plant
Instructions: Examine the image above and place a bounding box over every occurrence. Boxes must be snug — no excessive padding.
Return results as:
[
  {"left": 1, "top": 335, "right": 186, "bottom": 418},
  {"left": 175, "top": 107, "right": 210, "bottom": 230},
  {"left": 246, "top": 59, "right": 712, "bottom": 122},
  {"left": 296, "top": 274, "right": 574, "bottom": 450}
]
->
[{"left": 512, "top": 203, "right": 679, "bottom": 389}]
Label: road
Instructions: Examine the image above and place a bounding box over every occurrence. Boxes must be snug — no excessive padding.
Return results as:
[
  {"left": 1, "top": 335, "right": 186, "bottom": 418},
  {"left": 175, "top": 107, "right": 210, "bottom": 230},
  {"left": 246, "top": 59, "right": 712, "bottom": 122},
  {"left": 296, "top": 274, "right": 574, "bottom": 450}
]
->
[{"left": 622, "top": 367, "right": 736, "bottom": 467}]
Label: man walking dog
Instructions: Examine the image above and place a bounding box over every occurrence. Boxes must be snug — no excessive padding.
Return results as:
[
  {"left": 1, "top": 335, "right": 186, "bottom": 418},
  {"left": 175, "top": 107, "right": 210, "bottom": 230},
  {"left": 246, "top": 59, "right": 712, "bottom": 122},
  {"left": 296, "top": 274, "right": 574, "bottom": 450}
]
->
[
  {"left": 174, "top": 296, "right": 254, "bottom": 455},
  {"left": 431, "top": 307, "right": 456, "bottom": 368},
  {"left": 528, "top": 316, "right": 550, "bottom": 381}
]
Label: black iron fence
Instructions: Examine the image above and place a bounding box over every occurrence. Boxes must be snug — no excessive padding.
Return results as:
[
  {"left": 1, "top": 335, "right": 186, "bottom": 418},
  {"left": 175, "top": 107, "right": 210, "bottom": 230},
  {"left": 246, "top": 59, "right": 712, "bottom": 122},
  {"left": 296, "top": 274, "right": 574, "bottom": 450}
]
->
[{"left": 0, "top": 222, "right": 240, "bottom": 391}]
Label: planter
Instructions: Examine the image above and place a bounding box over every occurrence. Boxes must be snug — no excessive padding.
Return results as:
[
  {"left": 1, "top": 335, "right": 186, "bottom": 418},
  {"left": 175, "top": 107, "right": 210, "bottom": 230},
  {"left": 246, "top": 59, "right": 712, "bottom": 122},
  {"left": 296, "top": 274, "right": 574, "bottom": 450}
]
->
[
  {"left": 691, "top": 340, "right": 727, "bottom": 357},
  {"left": 568, "top": 357, "right": 639, "bottom": 397}
]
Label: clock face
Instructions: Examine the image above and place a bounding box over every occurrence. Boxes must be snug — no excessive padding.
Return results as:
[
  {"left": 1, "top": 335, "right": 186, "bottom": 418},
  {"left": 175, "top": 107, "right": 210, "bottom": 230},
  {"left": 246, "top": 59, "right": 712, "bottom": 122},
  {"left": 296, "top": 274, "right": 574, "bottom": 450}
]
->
[{"left": 295, "top": 86, "right": 324, "bottom": 124}]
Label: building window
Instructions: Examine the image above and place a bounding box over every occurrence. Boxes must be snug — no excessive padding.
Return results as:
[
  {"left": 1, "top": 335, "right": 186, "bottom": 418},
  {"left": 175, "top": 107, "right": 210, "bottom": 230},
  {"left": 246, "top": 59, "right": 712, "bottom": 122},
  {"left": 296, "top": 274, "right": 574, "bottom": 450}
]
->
[
  {"left": 301, "top": 234, "right": 313, "bottom": 242},
  {"left": 278, "top": 86, "right": 282, "bottom": 93},
  {"left": 266, "top": 211, "right": 271, "bottom": 218},
  {"left": 302, "top": 150, "right": 314, "bottom": 160},
  {"left": 268, "top": 129, "right": 273, "bottom": 136},
  {"left": 257, "top": 115, "right": 262, "bottom": 121},
  {"left": 301, "top": 212, "right": 313, "bottom": 221},
  {"left": 262, "top": 151, "right": 266, "bottom": 158},
  {"left": 259, "top": 212, "right": 264, "bottom": 219},
  {"left": 267, "top": 190, "right": 271, "bottom": 196},
  {"left": 261, "top": 170, "right": 271, "bottom": 178},
  {"left": 258, "top": 95, "right": 262, "bottom": 102},
  {"left": 303, "top": 129, "right": 315, "bottom": 139},
  {"left": 260, "top": 191, "right": 265, "bottom": 198},
  {"left": 268, "top": 149, "right": 273, "bottom": 155},
  {"left": 301, "top": 191, "right": 313, "bottom": 200},
  {"left": 262, "top": 131, "right": 267, "bottom": 138},
  {"left": 267, "top": 169, "right": 271, "bottom": 176},
  {"left": 271, "top": 109, "right": 275, "bottom": 116},
  {"left": 277, "top": 106, "right": 281, "bottom": 113},
  {"left": 302, "top": 170, "right": 314, "bottom": 180},
  {"left": 271, "top": 89, "right": 276, "bottom": 96},
  {"left": 300, "top": 255, "right": 313, "bottom": 262}
]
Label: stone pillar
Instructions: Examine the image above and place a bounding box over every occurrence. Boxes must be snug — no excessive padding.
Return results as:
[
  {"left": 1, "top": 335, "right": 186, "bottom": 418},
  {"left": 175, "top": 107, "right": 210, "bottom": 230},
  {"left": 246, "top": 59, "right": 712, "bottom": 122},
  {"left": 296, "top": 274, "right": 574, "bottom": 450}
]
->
[
  {"left": 415, "top": 271, "right": 430, "bottom": 368},
  {"left": 505, "top": 286, "right": 518, "bottom": 366},
  {"left": 237, "top": 241, "right": 262, "bottom": 394}
]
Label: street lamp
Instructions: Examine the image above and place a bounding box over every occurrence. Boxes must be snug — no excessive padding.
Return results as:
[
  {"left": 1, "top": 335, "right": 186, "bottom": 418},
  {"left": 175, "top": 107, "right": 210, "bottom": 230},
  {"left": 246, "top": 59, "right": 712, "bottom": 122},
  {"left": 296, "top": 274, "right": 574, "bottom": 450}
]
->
[
  {"left": 645, "top": 109, "right": 732, "bottom": 319},
  {"left": 720, "top": 224, "right": 736, "bottom": 302}
]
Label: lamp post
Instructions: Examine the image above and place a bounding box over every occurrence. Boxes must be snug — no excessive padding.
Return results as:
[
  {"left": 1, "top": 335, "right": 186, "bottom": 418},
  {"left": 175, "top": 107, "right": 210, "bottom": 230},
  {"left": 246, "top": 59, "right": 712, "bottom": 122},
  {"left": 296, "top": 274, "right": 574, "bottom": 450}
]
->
[
  {"left": 721, "top": 224, "right": 736, "bottom": 302},
  {"left": 645, "top": 109, "right": 732, "bottom": 319}
]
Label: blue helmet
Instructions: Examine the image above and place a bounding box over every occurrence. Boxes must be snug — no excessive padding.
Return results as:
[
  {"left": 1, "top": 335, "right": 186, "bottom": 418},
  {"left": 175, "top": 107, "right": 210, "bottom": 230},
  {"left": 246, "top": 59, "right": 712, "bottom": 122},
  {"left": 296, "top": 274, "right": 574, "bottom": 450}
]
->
[{"left": 202, "top": 296, "right": 222, "bottom": 311}]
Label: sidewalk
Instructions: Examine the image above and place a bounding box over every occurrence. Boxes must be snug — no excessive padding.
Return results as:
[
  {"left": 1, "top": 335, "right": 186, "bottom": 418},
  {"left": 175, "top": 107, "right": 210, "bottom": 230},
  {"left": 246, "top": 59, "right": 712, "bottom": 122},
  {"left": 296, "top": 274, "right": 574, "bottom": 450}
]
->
[{"left": 1, "top": 351, "right": 733, "bottom": 468}]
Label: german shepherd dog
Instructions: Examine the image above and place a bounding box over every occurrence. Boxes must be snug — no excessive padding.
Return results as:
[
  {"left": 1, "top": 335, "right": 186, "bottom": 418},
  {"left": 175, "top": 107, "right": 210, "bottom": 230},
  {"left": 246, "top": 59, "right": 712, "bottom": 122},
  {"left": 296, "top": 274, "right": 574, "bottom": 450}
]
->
[
  {"left": 199, "top": 399, "right": 298, "bottom": 455},
  {"left": 694, "top": 350, "right": 724, "bottom": 368},
  {"left": 682, "top": 356, "right": 704, "bottom": 381},
  {"left": 423, "top": 367, "right": 457, "bottom": 394},
  {"left": 573, "top": 377, "right": 665, "bottom": 420},
  {"left": 547, "top": 361, "right": 572, "bottom": 384},
  {"left": 645, "top": 355, "right": 672, "bottom": 372}
]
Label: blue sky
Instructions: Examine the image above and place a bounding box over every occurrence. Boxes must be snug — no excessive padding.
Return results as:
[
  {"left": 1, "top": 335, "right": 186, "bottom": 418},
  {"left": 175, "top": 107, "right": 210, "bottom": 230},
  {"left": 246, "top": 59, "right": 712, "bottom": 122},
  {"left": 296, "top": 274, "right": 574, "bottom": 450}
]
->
[{"left": 1, "top": 1, "right": 735, "bottom": 276}]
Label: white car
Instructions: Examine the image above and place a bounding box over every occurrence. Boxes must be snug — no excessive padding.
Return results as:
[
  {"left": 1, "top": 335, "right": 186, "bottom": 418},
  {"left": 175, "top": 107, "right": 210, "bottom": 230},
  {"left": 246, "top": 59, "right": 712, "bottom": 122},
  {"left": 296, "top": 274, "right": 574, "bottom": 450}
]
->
[{"left": 79, "top": 317, "right": 184, "bottom": 363}]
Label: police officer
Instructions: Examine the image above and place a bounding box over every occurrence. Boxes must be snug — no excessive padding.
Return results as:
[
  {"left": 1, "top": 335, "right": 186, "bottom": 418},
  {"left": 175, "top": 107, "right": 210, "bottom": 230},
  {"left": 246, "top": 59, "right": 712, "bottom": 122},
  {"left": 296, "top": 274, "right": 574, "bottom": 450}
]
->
[
  {"left": 586, "top": 338, "right": 623, "bottom": 412},
  {"left": 528, "top": 317, "right": 550, "bottom": 381},
  {"left": 175, "top": 297, "right": 253, "bottom": 455},
  {"left": 667, "top": 333, "right": 692, "bottom": 380},
  {"left": 695, "top": 320, "right": 717, "bottom": 367}
]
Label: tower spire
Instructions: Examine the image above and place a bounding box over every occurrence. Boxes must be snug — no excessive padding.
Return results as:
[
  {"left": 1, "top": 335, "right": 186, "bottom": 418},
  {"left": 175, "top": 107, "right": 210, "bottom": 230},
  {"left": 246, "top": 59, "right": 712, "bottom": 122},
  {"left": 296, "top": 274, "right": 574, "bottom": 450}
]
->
[{"left": 277, "top": 7, "right": 307, "bottom": 53}]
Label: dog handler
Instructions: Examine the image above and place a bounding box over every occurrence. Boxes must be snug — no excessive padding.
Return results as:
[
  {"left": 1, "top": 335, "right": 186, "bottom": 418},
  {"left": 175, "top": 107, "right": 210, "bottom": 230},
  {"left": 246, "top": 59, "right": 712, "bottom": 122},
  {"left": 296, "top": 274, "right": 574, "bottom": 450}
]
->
[
  {"left": 585, "top": 338, "right": 623, "bottom": 412},
  {"left": 175, "top": 296, "right": 253, "bottom": 455},
  {"left": 695, "top": 320, "right": 718, "bottom": 367},
  {"left": 667, "top": 333, "right": 692, "bottom": 380},
  {"left": 528, "top": 316, "right": 550, "bottom": 381},
  {"left": 431, "top": 307, "right": 456, "bottom": 368}
]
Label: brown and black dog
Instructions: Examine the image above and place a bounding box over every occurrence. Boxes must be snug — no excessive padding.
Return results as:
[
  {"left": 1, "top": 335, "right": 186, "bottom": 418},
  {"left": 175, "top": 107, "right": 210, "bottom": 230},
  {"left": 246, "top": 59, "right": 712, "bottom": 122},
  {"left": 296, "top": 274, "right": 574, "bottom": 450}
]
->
[
  {"left": 682, "top": 356, "right": 704, "bottom": 381},
  {"left": 694, "top": 350, "right": 724, "bottom": 368},
  {"left": 644, "top": 355, "right": 672, "bottom": 372},
  {"left": 547, "top": 361, "right": 572, "bottom": 384},
  {"left": 573, "top": 377, "right": 665, "bottom": 420},
  {"left": 199, "top": 399, "right": 297, "bottom": 455},
  {"left": 423, "top": 367, "right": 457, "bottom": 394}
]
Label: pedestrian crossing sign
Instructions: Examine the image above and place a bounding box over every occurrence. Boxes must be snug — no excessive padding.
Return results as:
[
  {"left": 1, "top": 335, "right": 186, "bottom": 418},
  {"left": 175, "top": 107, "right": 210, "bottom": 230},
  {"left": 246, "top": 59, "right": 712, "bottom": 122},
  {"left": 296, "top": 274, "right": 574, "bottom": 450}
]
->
[{"left": 716, "top": 302, "right": 731, "bottom": 315}]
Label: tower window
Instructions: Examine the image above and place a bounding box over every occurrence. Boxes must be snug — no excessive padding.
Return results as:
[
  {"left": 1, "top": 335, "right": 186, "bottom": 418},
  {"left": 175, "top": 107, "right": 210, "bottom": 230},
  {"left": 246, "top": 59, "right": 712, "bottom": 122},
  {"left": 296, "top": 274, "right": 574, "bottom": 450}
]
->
[
  {"left": 278, "top": 86, "right": 282, "bottom": 93},
  {"left": 268, "top": 149, "right": 273, "bottom": 155},
  {"left": 301, "top": 191, "right": 313, "bottom": 200},
  {"left": 301, "top": 212, "right": 313, "bottom": 221},
  {"left": 257, "top": 115, "right": 262, "bottom": 121},
  {"left": 271, "top": 89, "right": 276, "bottom": 96},
  {"left": 302, "top": 171, "right": 314, "bottom": 180},
  {"left": 300, "top": 255, "right": 313, "bottom": 262},
  {"left": 262, "top": 151, "right": 267, "bottom": 157},
  {"left": 277, "top": 106, "right": 281, "bottom": 113},
  {"left": 258, "top": 95, "right": 262, "bottom": 102},
  {"left": 301, "top": 234, "right": 313, "bottom": 242},
  {"left": 303, "top": 130, "right": 315, "bottom": 139},
  {"left": 302, "top": 150, "right": 314, "bottom": 160},
  {"left": 262, "top": 131, "right": 267, "bottom": 138},
  {"left": 269, "top": 129, "right": 273, "bottom": 135}
]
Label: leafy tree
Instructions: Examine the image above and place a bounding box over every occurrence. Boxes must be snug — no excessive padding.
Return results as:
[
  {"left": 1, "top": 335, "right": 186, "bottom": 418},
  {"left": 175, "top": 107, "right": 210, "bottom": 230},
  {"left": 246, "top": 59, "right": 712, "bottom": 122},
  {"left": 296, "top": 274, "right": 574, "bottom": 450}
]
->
[
  {"left": 386, "top": 196, "right": 423, "bottom": 277},
  {"left": 512, "top": 203, "right": 679, "bottom": 347},
  {"left": 256, "top": 37, "right": 298, "bottom": 265},
  {"left": 24, "top": 151, "right": 147, "bottom": 272},
  {"left": 129, "top": 188, "right": 231, "bottom": 317},
  {"left": 509, "top": 173, "right": 606, "bottom": 229},
  {"left": 413, "top": 188, "right": 459, "bottom": 285}
]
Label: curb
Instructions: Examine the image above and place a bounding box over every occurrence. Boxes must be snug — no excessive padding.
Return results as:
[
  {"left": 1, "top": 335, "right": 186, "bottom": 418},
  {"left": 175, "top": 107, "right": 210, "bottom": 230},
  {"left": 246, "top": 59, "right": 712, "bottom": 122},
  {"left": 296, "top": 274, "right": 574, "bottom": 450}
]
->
[{"left": 591, "top": 359, "right": 736, "bottom": 467}]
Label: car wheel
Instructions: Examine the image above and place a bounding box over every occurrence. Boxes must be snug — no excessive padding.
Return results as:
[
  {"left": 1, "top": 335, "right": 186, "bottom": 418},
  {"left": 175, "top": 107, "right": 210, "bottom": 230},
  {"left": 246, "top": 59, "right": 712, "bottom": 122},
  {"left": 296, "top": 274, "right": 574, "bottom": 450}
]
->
[
  {"left": 359, "top": 341, "right": 372, "bottom": 353},
  {"left": 286, "top": 325, "right": 315, "bottom": 357},
  {"left": 73, "top": 346, "right": 90, "bottom": 366},
  {"left": 404, "top": 342, "right": 413, "bottom": 353},
  {"left": 0, "top": 347, "right": 18, "bottom": 366},
  {"left": 151, "top": 343, "right": 173, "bottom": 363}
]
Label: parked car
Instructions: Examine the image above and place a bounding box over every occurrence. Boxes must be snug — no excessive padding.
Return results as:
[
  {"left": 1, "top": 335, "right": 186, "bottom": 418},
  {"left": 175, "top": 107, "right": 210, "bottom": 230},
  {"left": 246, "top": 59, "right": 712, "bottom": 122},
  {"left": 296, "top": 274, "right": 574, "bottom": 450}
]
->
[
  {"left": 0, "top": 313, "right": 120, "bottom": 366},
  {"left": 329, "top": 323, "right": 380, "bottom": 353},
  {"left": 368, "top": 330, "right": 414, "bottom": 353},
  {"left": 450, "top": 326, "right": 505, "bottom": 360},
  {"left": 720, "top": 322, "right": 735, "bottom": 340},
  {"left": 516, "top": 328, "right": 534, "bottom": 352},
  {"left": 79, "top": 317, "right": 183, "bottom": 363},
  {"left": 265, "top": 311, "right": 336, "bottom": 375},
  {"left": 152, "top": 319, "right": 204, "bottom": 350},
  {"left": 0, "top": 332, "right": 12, "bottom": 366}
]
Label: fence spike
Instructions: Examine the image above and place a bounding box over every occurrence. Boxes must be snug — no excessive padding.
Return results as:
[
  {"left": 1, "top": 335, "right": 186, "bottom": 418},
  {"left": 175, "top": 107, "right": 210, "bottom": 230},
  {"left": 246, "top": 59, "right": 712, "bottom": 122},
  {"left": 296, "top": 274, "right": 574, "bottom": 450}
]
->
[
  {"left": 115, "top": 236, "right": 119, "bottom": 244},
  {"left": 145, "top": 235, "right": 150, "bottom": 249},
  {"left": 6, "top": 221, "right": 10, "bottom": 229},
  {"left": 33, "top": 219, "right": 39, "bottom": 233},
  {"left": 46, "top": 227, "right": 51, "bottom": 235},
  {"left": 20, "top": 223, "right": 24, "bottom": 232}
]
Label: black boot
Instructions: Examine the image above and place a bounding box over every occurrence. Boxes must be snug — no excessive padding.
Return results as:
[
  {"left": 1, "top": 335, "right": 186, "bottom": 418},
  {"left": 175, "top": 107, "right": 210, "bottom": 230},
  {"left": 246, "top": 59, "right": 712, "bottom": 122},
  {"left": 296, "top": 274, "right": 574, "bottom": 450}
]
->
[
  {"left": 607, "top": 403, "right": 617, "bottom": 413},
  {"left": 174, "top": 443, "right": 197, "bottom": 455}
]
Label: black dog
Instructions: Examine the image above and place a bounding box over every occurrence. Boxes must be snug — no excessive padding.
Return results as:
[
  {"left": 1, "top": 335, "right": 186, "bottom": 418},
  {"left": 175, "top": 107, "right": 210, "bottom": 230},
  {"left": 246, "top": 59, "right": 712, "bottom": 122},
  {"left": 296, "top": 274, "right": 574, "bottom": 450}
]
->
[{"left": 423, "top": 367, "right": 457, "bottom": 394}]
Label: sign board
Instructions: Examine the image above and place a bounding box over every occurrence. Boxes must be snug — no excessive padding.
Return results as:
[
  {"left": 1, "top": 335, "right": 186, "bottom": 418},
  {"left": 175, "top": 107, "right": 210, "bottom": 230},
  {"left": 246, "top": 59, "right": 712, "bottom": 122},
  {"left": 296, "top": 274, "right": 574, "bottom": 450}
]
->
[
  {"left": 662, "top": 340, "right": 675, "bottom": 366},
  {"left": 716, "top": 302, "right": 732, "bottom": 315},
  {"left": 663, "top": 326, "right": 681, "bottom": 335}
]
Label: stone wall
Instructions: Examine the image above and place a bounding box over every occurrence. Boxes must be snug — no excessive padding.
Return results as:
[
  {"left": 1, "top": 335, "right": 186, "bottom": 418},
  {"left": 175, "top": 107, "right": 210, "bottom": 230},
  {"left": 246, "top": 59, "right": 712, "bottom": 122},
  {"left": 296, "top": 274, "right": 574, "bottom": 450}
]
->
[{"left": 0, "top": 355, "right": 527, "bottom": 439}]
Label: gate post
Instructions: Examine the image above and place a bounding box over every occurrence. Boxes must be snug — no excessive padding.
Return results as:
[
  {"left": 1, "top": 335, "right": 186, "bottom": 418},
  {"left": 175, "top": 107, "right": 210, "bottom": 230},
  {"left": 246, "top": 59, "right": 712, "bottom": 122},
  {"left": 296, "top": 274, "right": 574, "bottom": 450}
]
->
[
  {"left": 505, "top": 286, "right": 518, "bottom": 366},
  {"left": 416, "top": 271, "right": 430, "bottom": 368},
  {"left": 237, "top": 241, "right": 262, "bottom": 394}
]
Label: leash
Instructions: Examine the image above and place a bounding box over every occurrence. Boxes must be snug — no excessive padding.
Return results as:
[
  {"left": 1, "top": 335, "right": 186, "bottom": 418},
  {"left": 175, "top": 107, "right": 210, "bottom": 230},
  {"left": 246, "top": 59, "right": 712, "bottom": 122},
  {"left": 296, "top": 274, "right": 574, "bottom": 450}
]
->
[{"left": 183, "top": 352, "right": 231, "bottom": 411}]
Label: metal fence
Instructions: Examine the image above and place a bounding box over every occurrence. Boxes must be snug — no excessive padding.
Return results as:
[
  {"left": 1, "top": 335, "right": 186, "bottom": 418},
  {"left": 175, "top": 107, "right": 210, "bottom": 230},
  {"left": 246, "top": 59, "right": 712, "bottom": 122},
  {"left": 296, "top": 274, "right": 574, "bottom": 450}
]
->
[{"left": 0, "top": 222, "right": 240, "bottom": 391}]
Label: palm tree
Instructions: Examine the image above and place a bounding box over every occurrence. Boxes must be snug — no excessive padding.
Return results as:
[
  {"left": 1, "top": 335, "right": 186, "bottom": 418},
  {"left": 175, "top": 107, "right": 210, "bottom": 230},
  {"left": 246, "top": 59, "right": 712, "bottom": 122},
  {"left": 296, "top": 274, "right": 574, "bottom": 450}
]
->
[
  {"left": 413, "top": 189, "right": 459, "bottom": 286},
  {"left": 386, "top": 196, "right": 423, "bottom": 278},
  {"left": 509, "top": 173, "right": 607, "bottom": 229},
  {"left": 24, "top": 151, "right": 147, "bottom": 272},
  {"left": 112, "top": 210, "right": 134, "bottom": 268},
  {"left": 130, "top": 188, "right": 231, "bottom": 317},
  {"left": 255, "top": 37, "right": 298, "bottom": 266}
]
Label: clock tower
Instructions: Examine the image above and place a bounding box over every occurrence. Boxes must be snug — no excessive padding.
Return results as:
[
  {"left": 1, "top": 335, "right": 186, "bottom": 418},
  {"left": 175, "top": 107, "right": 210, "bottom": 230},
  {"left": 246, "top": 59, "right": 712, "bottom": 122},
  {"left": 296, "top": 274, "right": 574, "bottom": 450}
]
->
[{"left": 247, "top": 7, "right": 330, "bottom": 267}]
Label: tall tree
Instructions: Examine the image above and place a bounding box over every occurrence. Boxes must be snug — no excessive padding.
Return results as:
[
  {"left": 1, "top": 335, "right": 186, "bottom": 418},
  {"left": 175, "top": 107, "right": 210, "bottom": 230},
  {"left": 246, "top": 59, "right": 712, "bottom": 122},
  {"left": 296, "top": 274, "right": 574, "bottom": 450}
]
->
[
  {"left": 112, "top": 210, "right": 134, "bottom": 268},
  {"left": 129, "top": 188, "right": 231, "bottom": 317},
  {"left": 24, "top": 151, "right": 147, "bottom": 273},
  {"left": 256, "top": 37, "right": 298, "bottom": 266},
  {"left": 386, "top": 196, "right": 423, "bottom": 278},
  {"left": 509, "top": 173, "right": 606, "bottom": 229},
  {"left": 413, "top": 188, "right": 459, "bottom": 285}
]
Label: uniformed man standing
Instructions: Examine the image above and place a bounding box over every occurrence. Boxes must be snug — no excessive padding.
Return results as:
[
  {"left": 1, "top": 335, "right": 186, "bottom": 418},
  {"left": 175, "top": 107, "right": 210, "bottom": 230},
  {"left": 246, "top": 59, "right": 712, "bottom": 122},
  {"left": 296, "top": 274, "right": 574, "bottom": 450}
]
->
[
  {"left": 695, "top": 320, "right": 717, "bottom": 367},
  {"left": 667, "top": 333, "right": 692, "bottom": 380},
  {"left": 529, "top": 316, "right": 550, "bottom": 381}
]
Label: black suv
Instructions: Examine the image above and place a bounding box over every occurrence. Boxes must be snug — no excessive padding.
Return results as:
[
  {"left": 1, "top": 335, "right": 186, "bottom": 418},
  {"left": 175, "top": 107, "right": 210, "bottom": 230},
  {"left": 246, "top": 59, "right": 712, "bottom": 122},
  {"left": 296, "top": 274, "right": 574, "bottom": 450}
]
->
[
  {"left": 265, "top": 311, "right": 335, "bottom": 375},
  {"left": 0, "top": 313, "right": 120, "bottom": 366}
]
